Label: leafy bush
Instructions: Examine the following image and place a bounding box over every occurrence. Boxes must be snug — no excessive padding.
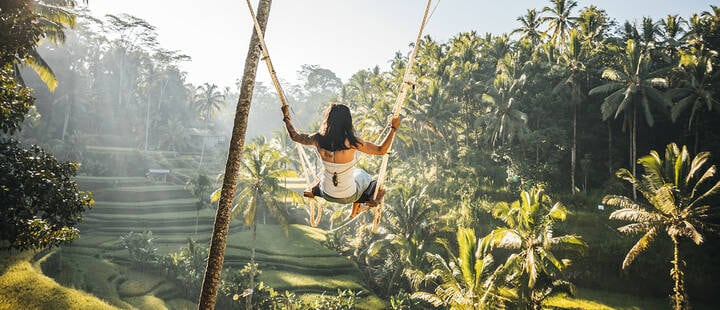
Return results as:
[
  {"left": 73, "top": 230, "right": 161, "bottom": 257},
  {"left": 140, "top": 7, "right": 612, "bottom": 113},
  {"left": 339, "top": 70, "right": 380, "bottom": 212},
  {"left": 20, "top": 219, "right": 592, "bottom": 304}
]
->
[
  {"left": 0, "top": 138, "right": 93, "bottom": 250},
  {"left": 306, "top": 289, "right": 362, "bottom": 309},
  {"left": 119, "top": 231, "right": 158, "bottom": 272},
  {"left": 160, "top": 237, "right": 208, "bottom": 298},
  {"left": 0, "top": 65, "right": 33, "bottom": 135}
]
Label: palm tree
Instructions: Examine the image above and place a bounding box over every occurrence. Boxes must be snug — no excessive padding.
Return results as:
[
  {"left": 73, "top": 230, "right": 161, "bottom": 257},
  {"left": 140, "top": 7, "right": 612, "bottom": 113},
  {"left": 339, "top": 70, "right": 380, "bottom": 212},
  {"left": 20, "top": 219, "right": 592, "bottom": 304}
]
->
[
  {"left": 210, "top": 138, "right": 301, "bottom": 305},
  {"left": 576, "top": 5, "right": 609, "bottom": 50},
  {"left": 16, "top": 0, "right": 80, "bottom": 91},
  {"left": 512, "top": 9, "right": 545, "bottom": 45},
  {"left": 554, "top": 29, "right": 588, "bottom": 193},
  {"left": 589, "top": 39, "right": 670, "bottom": 198},
  {"left": 157, "top": 117, "right": 190, "bottom": 152},
  {"left": 409, "top": 227, "right": 500, "bottom": 309},
  {"left": 198, "top": 0, "right": 272, "bottom": 307},
  {"left": 659, "top": 14, "right": 686, "bottom": 52},
  {"left": 669, "top": 43, "right": 719, "bottom": 153},
  {"left": 540, "top": 0, "right": 579, "bottom": 48},
  {"left": 479, "top": 71, "right": 528, "bottom": 148},
  {"left": 603, "top": 143, "right": 720, "bottom": 310},
  {"left": 194, "top": 82, "right": 225, "bottom": 166},
  {"left": 185, "top": 173, "right": 213, "bottom": 235},
  {"left": 366, "top": 185, "right": 440, "bottom": 294},
  {"left": 481, "top": 186, "right": 586, "bottom": 309}
]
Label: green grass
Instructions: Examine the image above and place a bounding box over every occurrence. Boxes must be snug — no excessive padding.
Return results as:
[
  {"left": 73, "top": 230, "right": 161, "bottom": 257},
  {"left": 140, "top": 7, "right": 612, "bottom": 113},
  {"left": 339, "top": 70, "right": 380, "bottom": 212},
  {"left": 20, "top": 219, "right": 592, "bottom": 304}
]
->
[
  {"left": 260, "top": 270, "right": 366, "bottom": 292},
  {"left": 116, "top": 273, "right": 165, "bottom": 297},
  {"left": 545, "top": 287, "right": 716, "bottom": 310},
  {"left": 225, "top": 224, "right": 338, "bottom": 257},
  {"left": 0, "top": 251, "right": 116, "bottom": 310},
  {"left": 123, "top": 295, "right": 167, "bottom": 310}
]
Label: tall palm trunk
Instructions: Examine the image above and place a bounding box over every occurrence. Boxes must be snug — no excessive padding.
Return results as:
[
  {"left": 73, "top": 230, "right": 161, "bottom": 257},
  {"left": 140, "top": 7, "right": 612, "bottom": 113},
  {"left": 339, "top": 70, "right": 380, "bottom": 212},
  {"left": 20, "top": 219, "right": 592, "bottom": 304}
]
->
[
  {"left": 631, "top": 105, "right": 637, "bottom": 200},
  {"left": 246, "top": 223, "right": 257, "bottom": 310},
  {"left": 670, "top": 235, "right": 685, "bottom": 310},
  {"left": 571, "top": 103, "right": 576, "bottom": 194},
  {"left": 608, "top": 122, "right": 613, "bottom": 174},
  {"left": 199, "top": 110, "right": 208, "bottom": 167},
  {"left": 62, "top": 96, "right": 71, "bottom": 141},
  {"left": 144, "top": 91, "right": 151, "bottom": 151},
  {"left": 197, "top": 0, "right": 272, "bottom": 308}
]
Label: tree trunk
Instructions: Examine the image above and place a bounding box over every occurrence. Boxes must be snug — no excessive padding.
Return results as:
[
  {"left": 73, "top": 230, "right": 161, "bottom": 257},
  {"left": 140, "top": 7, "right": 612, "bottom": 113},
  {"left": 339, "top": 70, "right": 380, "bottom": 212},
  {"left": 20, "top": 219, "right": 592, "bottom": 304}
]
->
[
  {"left": 671, "top": 235, "right": 685, "bottom": 310},
  {"left": 144, "top": 92, "right": 151, "bottom": 151},
  {"left": 62, "top": 97, "right": 71, "bottom": 141},
  {"left": 631, "top": 105, "right": 637, "bottom": 200},
  {"left": 571, "top": 104, "right": 576, "bottom": 194},
  {"left": 197, "top": 0, "right": 272, "bottom": 308},
  {"left": 536, "top": 118, "right": 540, "bottom": 166},
  {"left": 608, "top": 122, "right": 612, "bottom": 174},
  {"left": 693, "top": 115, "right": 700, "bottom": 155},
  {"left": 199, "top": 113, "right": 208, "bottom": 167},
  {"left": 246, "top": 223, "right": 257, "bottom": 310}
]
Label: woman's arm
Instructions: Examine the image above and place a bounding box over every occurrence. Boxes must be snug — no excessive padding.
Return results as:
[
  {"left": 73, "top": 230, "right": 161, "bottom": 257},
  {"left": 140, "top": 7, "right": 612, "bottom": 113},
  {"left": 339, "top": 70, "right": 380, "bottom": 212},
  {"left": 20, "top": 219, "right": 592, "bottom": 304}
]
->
[
  {"left": 356, "top": 116, "right": 400, "bottom": 155},
  {"left": 282, "top": 105, "right": 315, "bottom": 146}
]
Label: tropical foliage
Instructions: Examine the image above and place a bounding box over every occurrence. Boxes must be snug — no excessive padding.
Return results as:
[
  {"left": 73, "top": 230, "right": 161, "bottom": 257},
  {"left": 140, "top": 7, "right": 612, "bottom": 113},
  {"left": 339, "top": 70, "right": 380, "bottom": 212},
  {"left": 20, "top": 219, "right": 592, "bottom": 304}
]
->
[
  {"left": 604, "top": 143, "right": 720, "bottom": 309},
  {"left": 3, "top": 0, "right": 720, "bottom": 309}
]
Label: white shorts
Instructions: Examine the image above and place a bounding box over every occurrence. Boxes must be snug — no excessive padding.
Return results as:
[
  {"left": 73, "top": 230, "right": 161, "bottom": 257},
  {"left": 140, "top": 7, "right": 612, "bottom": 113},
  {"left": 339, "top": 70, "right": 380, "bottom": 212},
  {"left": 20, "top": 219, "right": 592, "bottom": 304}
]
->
[{"left": 321, "top": 168, "right": 373, "bottom": 204}]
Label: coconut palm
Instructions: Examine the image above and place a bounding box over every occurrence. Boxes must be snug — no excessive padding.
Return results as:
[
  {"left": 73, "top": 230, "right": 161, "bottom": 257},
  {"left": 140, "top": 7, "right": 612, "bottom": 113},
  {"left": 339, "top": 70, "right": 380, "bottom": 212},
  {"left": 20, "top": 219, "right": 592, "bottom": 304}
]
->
[
  {"left": 589, "top": 39, "right": 671, "bottom": 198},
  {"left": 512, "top": 9, "right": 545, "bottom": 45},
  {"left": 185, "top": 173, "right": 213, "bottom": 236},
  {"left": 16, "top": 0, "right": 80, "bottom": 91},
  {"left": 157, "top": 117, "right": 190, "bottom": 152},
  {"left": 194, "top": 82, "right": 225, "bottom": 166},
  {"left": 668, "top": 45, "right": 719, "bottom": 153},
  {"left": 603, "top": 143, "right": 720, "bottom": 310},
  {"left": 198, "top": 0, "right": 272, "bottom": 307},
  {"left": 479, "top": 71, "right": 528, "bottom": 148},
  {"left": 554, "top": 29, "right": 589, "bottom": 193},
  {"left": 660, "top": 15, "right": 686, "bottom": 46},
  {"left": 540, "top": 0, "right": 579, "bottom": 48},
  {"left": 409, "top": 227, "right": 500, "bottom": 309},
  {"left": 481, "top": 186, "right": 587, "bottom": 309}
]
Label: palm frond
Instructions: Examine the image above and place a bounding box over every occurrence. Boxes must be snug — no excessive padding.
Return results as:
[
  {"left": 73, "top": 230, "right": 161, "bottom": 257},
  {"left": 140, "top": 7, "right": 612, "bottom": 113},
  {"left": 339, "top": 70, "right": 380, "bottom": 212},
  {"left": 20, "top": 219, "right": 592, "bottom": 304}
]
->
[
  {"left": 649, "top": 184, "right": 677, "bottom": 216},
  {"left": 621, "top": 227, "right": 657, "bottom": 269},
  {"left": 691, "top": 165, "right": 717, "bottom": 199},
  {"left": 25, "top": 50, "right": 58, "bottom": 91},
  {"left": 410, "top": 292, "right": 444, "bottom": 307},
  {"left": 600, "top": 68, "right": 625, "bottom": 81},
  {"left": 688, "top": 180, "right": 720, "bottom": 210},
  {"left": 548, "top": 201, "right": 568, "bottom": 221},
  {"left": 686, "top": 152, "right": 711, "bottom": 185},
  {"left": 549, "top": 235, "right": 587, "bottom": 253},
  {"left": 602, "top": 194, "right": 639, "bottom": 209},
  {"left": 610, "top": 207, "right": 662, "bottom": 223},
  {"left": 616, "top": 222, "right": 653, "bottom": 234},
  {"left": 481, "top": 228, "right": 522, "bottom": 252}
]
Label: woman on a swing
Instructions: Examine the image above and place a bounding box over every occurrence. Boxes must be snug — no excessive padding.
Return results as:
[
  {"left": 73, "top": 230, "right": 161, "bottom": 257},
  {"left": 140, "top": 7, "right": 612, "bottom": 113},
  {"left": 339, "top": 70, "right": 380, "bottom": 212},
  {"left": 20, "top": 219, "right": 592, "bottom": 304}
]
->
[{"left": 281, "top": 103, "right": 400, "bottom": 217}]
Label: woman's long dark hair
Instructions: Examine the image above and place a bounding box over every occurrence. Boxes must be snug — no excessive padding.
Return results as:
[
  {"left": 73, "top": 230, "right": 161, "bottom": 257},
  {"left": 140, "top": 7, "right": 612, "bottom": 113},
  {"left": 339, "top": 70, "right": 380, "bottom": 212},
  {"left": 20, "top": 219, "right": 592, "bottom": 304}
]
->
[{"left": 317, "top": 103, "right": 360, "bottom": 151}]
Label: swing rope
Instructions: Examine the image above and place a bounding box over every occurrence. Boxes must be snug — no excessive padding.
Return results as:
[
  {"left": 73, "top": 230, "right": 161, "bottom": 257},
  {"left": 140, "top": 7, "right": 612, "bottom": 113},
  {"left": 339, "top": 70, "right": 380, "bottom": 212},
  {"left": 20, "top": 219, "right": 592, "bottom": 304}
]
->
[
  {"left": 244, "top": 0, "right": 323, "bottom": 226},
  {"left": 369, "top": 0, "right": 433, "bottom": 232},
  {"left": 244, "top": 0, "right": 434, "bottom": 231}
]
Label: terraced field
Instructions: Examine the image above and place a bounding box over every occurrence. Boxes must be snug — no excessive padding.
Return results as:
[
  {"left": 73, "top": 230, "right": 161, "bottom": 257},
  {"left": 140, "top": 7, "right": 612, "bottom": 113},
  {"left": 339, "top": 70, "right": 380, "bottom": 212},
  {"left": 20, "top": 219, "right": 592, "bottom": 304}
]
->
[{"left": 36, "top": 160, "right": 382, "bottom": 308}]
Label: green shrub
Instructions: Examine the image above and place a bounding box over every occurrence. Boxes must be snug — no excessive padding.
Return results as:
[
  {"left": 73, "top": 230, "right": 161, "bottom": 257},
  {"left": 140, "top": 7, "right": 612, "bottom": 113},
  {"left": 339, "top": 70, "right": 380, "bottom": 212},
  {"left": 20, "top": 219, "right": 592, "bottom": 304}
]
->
[
  {"left": 0, "top": 138, "right": 93, "bottom": 250},
  {"left": 119, "top": 231, "right": 159, "bottom": 271}
]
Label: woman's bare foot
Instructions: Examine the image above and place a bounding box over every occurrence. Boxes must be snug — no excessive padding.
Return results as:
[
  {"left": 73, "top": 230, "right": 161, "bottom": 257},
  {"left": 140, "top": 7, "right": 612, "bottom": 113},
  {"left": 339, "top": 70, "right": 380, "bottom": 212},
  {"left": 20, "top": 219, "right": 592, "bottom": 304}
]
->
[{"left": 349, "top": 202, "right": 369, "bottom": 219}]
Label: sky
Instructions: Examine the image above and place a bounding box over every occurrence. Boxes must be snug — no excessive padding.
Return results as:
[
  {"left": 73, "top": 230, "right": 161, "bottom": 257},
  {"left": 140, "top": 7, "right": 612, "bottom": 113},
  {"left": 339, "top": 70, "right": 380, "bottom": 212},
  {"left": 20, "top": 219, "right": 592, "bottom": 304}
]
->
[{"left": 84, "top": 0, "right": 718, "bottom": 89}]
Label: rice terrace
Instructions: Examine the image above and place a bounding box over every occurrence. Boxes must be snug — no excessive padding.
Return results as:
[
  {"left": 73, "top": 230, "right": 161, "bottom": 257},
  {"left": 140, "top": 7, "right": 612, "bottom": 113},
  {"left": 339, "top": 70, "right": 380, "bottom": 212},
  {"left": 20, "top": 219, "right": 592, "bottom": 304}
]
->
[{"left": 2, "top": 0, "right": 720, "bottom": 309}]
